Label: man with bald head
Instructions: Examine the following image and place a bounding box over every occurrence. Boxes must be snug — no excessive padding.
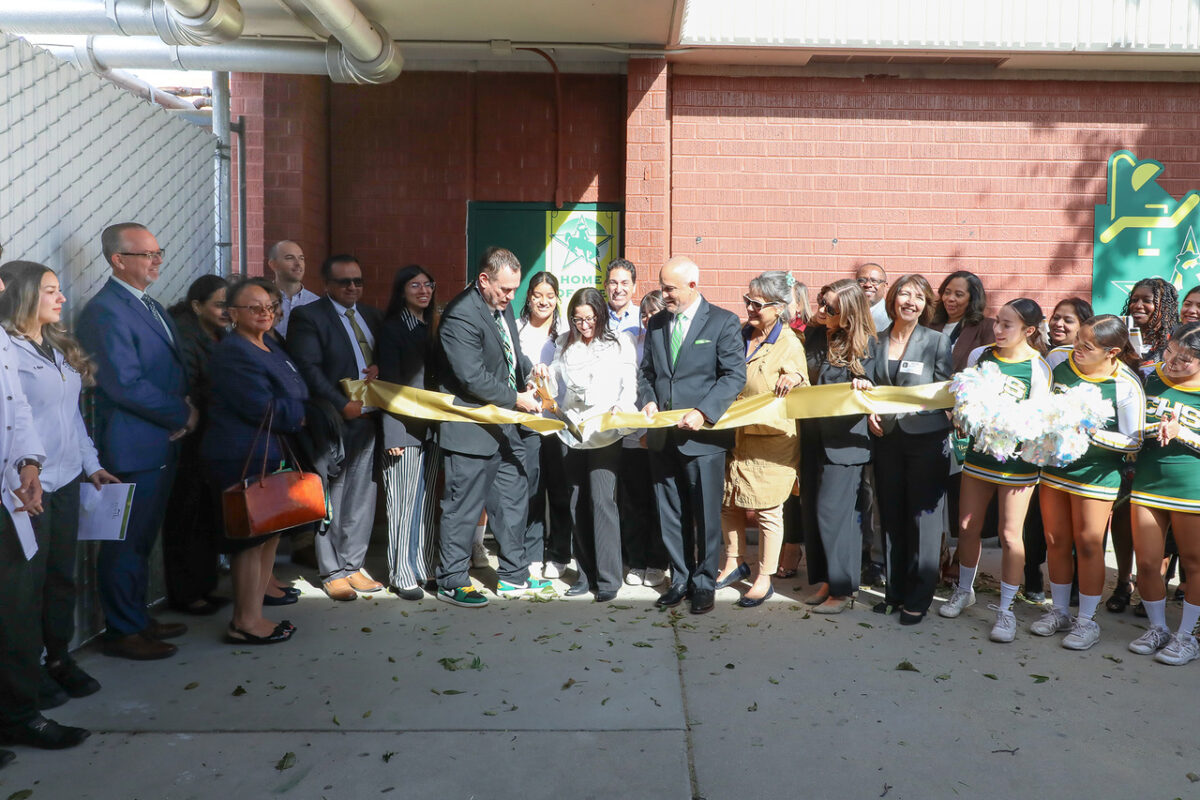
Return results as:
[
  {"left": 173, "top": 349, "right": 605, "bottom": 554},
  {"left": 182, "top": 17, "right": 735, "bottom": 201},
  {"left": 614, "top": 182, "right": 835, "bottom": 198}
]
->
[
  {"left": 267, "top": 240, "right": 318, "bottom": 339},
  {"left": 856, "top": 262, "right": 890, "bottom": 332},
  {"left": 637, "top": 256, "right": 745, "bottom": 614}
]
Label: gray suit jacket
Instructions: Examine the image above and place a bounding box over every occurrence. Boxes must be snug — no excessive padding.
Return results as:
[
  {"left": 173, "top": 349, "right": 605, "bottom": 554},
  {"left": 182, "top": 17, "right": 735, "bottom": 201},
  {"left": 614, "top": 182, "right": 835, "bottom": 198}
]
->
[
  {"left": 871, "top": 324, "right": 953, "bottom": 436},
  {"left": 435, "top": 285, "right": 532, "bottom": 456},
  {"left": 636, "top": 297, "right": 746, "bottom": 456}
]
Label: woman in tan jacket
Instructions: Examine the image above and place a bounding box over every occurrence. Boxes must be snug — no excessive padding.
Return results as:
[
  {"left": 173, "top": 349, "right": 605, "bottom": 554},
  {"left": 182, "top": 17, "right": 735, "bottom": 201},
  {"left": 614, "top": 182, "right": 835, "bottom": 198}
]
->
[{"left": 717, "top": 271, "right": 809, "bottom": 607}]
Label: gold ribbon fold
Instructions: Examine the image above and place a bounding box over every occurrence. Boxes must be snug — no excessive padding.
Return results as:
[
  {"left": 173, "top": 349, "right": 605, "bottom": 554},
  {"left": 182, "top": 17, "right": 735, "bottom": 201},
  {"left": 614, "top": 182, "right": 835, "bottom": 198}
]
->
[{"left": 343, "top": 379, "right": 955, "bottom": 435}]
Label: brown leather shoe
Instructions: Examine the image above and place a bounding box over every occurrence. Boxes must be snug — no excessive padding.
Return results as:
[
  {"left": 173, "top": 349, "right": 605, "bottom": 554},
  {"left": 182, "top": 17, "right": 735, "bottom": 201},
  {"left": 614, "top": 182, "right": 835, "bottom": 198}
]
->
[
  {"left": 102, "top": 633, "right": 177, "bottom": 660},
  {"left": 323, "top": 578, "right": 358, "bottom": 601},
  {"left": 346, "top": 570, "right": 383, "bottom": 593},
  {"left": 143, "top": 619, "right": 188, "bottom": 640}
]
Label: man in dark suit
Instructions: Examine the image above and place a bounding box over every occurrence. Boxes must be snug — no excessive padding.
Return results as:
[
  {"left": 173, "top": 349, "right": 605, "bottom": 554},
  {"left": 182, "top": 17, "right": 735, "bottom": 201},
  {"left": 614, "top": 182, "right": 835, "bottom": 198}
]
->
[
  {"left": 434, "top": 247, "right": 550, "bottom": 607},
  {"left": 286, "top": 255, "right": 384, "bottom": 601},
  {"left": 77, "top": 223, "right": 197, "bottom": 660},
  {"left": 637, "top": 256, "right": 745, "bottom": 614}
]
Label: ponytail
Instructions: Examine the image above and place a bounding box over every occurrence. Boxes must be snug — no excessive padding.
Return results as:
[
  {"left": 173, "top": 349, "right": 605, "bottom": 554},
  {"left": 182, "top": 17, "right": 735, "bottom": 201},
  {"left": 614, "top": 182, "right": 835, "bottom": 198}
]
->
[
  {"left": 1005, "top": 297, "right": 1047, "bottom": 354},
  {"left": 1085, "top": 314, "right": 1141, "bottom": 373}
]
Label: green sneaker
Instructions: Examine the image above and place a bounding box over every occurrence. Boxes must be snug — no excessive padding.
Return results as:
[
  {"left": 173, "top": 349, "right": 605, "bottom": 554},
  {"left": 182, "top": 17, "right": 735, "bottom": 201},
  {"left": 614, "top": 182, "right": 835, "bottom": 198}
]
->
[
  {"left": 496, "top": 579, "right": 532, "bottom": 598},
  {"left": 527, "top": 577, "right": 556, "bottom": 595},
  {"left": 437, "top": 586, "right": 489, "bottom": 607}
]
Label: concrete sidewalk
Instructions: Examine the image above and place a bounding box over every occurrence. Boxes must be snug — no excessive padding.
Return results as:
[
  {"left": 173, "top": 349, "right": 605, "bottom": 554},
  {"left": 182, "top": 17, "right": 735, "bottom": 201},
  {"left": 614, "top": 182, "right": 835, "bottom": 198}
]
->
[{"left": 2, "top": 545, "right": 1197, "bottom": 800}]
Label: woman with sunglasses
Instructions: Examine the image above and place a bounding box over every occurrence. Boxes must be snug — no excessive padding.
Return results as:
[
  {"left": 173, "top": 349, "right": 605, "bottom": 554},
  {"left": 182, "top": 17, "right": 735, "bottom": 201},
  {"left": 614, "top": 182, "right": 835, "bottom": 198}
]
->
[
  {"left": 536, "top": 287, "right": 639, "bottom": 601},
  {"left": 805, "top": 279, "right": 877, "bottom": 614},
  {"left": 202, "top": 278, "right": 308, "bottom": 644},
  {"left": 716, "top": 272, "right": 808, "bottom": 607}
]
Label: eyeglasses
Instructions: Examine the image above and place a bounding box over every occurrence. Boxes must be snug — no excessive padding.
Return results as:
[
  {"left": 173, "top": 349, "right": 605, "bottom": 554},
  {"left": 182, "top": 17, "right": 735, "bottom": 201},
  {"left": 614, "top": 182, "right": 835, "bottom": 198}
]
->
[
  {"left": 1165, "top": 348, "right": 1199, "bottom": 367},
  {"left": 857, "top": 277, "right": 885, "bottom": 287},
  {"left": 743, "top": 295, "right": 781, "bottom": 312},
  {"left": 230, "top": 302, "right": 281, "bottom": 316},
  {"left": 571, "top": 316, "right": 597, "bottom": 327},
  {"left": 407, "top": 281, "right": 435, "bottom": 291},
  {"left": 119, "top": 249, "right": 166, "bottom": 260},
  {"left": 329, "top": 277, "right": 364, "bottom": 288},
  {"left": 818, "top": 300, "right": 841, "bottom": 314}
]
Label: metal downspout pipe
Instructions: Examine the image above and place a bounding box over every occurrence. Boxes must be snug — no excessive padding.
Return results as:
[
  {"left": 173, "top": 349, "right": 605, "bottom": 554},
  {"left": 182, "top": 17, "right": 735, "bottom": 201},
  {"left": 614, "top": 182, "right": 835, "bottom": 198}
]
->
[
  {"left": 297, "top": 0, "right": 403, "bottom": 83},
  {"left": 212, "top": 71, "right": 232, "bottom": 277}
]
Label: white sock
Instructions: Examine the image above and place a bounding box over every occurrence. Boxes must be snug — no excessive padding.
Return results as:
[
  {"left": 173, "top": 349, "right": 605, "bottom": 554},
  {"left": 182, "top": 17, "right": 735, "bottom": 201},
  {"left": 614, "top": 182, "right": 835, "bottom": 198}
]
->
[
  {"left": 1178, "top": 601, "right": 1200, "bottom": 637},
  {"left": 1143, "top": 598, "right": 1168, "bottom": 630},
  {"left": 1077, "top": 593, "right": 1101, "bottom": 620},
  {"left": 473, "top": 524, "right": 486, "bottom": 546},
  {"left": 958, "top": 564, "right": 978, "bottom": 592},
  {"left": 1049, "top": 581, "right": 1072, "bottom": 615},
  {"left": 999, "top": 582, "right": 1019, "bottom": 612}
]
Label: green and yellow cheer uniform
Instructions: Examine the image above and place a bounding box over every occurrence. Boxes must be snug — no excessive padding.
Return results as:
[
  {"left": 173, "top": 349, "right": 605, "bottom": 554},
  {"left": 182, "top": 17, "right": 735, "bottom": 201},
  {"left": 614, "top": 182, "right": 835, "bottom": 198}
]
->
[
  {"left": 961, "top": 345, "right": 1051, "bottom": 487},
  {"left": 1130, "top": 365, "right": 1200, "bottom": 514}
]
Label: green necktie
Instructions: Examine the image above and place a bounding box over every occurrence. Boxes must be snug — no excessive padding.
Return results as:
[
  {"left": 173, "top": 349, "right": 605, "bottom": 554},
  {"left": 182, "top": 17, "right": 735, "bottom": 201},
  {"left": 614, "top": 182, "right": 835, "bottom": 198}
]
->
[
  {"left": 670, "top": 312, "right": 686, "bottom": 366},
  {"left": 345, "top": 308, "right": 374, "bottom": 366},
  {"left": 494, "top": 310, "right": 517, "bottom": 390}
]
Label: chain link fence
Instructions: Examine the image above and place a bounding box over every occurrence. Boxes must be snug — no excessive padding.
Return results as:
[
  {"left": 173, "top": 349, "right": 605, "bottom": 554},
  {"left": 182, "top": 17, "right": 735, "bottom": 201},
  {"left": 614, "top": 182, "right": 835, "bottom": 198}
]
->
[{"left": 0, "top": 34, "right": 217, "bottom": 644}]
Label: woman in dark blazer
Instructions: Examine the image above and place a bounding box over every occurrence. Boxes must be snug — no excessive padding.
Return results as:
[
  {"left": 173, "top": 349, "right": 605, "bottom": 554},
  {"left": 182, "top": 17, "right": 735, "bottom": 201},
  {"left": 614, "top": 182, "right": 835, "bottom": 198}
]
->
[
  {"left": 866, "top": 275, "right": 952, "bottom": 625},
  {"left": 202, "top": 278, "right": 308, "bottom": 645},
  {"left": 929, "top": 270, "right": 995, "bottom": 372},
  {"left": 377, "top": 264, "right": 442, "bottom": 600},
  {"left": 808, "top": 279, "right": 877, "bottom": 614}
]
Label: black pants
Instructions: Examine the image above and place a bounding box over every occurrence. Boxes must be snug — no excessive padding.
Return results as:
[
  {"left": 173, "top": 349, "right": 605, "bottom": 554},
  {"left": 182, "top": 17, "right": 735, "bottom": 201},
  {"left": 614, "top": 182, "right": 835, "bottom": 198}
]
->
[
  {"left": 619, "top": 447, "right": 667, "bottom": 570},
  {"left": 650, "top": 441, "right": 725, "bottom": 593},
  {"left": 520, "top": 428, "right": 547, "bottom": 564},
  {"left": 565, "top": 442, "right": 623, "bottom": 593},
  {"left": 541, "top": 437, "right": 574, "bottom": 564},
  {"left": 162, "top": 437, "right": 221, "bottom": 606},
  {"left": 876, "top": 430, "right": 949, "bottom": 614},
  {"left": 800, "top": 421, "right": 827, "bottom": 585},
  {"left": 817, "top": 461, "right": 864, "bottom": 598}
]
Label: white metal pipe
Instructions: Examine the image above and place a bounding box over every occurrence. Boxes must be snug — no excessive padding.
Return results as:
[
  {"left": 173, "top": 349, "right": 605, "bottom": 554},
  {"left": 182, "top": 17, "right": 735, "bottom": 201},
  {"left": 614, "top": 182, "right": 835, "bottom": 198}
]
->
[
  {"left": 0, "top": 0, "right": 243, "bottom": 44},
  {"left": 298, "top": 0, "right": 381, "bottom": 63},
  {"left": 167, "top": 0, "right": 213, "bottom": 18},
  {"left": 212, "top": 71, "right": 233, "bottom": 277},
  {"left": 46, "top": 37, "right": 329, "bottom": 73}
]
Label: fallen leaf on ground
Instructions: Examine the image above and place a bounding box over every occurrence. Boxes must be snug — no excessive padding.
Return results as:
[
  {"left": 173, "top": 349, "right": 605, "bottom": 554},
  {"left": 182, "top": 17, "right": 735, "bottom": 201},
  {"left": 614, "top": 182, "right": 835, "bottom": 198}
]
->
[
  {"left": 895, "top": 661, "right": 919, "bottom": 672},
  {"left": 275, "top": 752, "right": 296, "bottom": 771}
]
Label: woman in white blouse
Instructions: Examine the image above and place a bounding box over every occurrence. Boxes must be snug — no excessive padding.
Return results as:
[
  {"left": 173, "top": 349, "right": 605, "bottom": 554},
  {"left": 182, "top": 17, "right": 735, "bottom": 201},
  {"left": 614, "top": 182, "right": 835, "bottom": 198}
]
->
[
  {"left": 0, "top": 261, "right": 119, "bottom": 735},
  {"left": 537, "top": 287, "right": 639, "bottom": 602}
]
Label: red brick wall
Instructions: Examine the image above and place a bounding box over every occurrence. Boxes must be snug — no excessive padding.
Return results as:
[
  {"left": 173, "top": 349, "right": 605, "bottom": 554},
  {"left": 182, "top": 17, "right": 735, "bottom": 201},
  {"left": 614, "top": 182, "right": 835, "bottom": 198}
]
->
[
  {"left": 635, "top": 72, "right": 1200, "bottom": 316},
  {"left": 329, "top": 71, "right": 625, "bottom": 307},
  {"left": 625, "top": 58, "right": 671, "bottom": 302}
]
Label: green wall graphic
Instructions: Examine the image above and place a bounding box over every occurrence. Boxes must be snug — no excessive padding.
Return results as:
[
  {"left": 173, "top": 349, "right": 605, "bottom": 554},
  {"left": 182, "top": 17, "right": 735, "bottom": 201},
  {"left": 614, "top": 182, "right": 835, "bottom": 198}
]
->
[{"left": 1093, "top": 150, "right": 1200, "bottom": 314}]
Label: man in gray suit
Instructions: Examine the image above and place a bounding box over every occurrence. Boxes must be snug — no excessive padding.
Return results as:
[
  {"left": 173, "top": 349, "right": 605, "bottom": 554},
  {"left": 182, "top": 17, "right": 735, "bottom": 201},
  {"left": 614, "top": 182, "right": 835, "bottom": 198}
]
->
[
  {"left": 434, "top": 247, "right": 552, "bottom": 607},
  {"left": 637, "top": 256, "right": 745, "bottom": 614}
]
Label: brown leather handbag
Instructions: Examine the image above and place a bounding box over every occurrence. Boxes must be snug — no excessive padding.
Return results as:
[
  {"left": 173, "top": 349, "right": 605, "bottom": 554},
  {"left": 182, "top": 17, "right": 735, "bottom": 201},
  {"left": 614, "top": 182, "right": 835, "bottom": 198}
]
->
[{"left": 222, "top": 402, "right": 328, "bottom": 538}]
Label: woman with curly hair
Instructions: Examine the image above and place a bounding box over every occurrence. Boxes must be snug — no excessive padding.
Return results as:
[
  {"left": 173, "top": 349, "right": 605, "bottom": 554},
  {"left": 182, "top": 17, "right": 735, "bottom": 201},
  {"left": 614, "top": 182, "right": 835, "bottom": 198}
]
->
[{"left": 1122, "top": 277, "right": 1178, "bottom": 365}]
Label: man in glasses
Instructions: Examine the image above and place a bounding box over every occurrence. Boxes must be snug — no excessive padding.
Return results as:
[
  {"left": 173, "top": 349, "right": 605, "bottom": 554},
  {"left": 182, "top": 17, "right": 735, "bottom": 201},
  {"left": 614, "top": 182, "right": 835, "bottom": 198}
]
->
[
  {"left": 266, "top": 240, "right": 318, "bottom": 340},
  {"left": 856, "top": 262, "right": 891, "bottom": 332},
  {"left": 77, "top": 223, "right": 198, "bottom": 660},
  {"left": 286, "top": 255, "right": 385, "bottom": 602}
]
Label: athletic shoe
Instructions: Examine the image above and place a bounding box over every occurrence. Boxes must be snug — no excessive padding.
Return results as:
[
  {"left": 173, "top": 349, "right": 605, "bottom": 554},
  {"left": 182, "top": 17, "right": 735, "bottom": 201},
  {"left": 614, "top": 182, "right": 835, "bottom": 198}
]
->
[
  {"left": 1029, "top": 609, "right": 1072, "bottom": 637},
  {"left": 437, "top": 586, "right": 489, "bottom": 607},
  {"left": 543, "top": 561, "right": 566, "bottom": 579},
  {"left": 624, "top": 568, "right": 646, "bottom": 586},
  {"left": 1155, "top": 633, "right": 1200, "bottom": 666},
  {"left": 643, "top": 568, "right": 667, "bottom": 587},
  {"left": 938, "top": 586, "right": 976, "bottom": 618},
  {"left": 471, "top": 543, "right": 490, "bottom": 568},
  {"left": 496, "top": 580, "right": 533, "bottom": 598},
  {"left": 988, "top": 605, "right": 1016, "bottom": 643},
  {"left": 1128, "top": 626, "right": 1173, "bottom": 655},
  {"left": 526, "top": 577, "right": 556, "bottom": 595},
  {"left": 1062, "top": 617, "right": 1101, "bottom": 650}
]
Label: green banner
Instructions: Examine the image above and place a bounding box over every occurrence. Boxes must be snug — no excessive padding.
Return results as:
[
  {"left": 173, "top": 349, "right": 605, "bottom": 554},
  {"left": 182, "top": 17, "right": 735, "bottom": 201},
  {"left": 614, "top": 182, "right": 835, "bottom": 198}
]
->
[
  {"left": 545, "top": 209, "right": 620, "bottom": 308},
  {"left": 1093, "top": 150, "right": 1200, "bottom": 314}
]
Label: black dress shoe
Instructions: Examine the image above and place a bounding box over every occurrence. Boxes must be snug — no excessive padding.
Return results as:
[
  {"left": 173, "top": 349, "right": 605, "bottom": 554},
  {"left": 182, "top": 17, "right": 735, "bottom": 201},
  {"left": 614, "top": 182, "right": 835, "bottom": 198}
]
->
[
  {"left": 279, "top": 587, "right": 301, "bottom": 598},
  {"left": 0, "top": 716, "right": 90, "bottom": 750},
  {"left": 37, "top": 668, "right": 68, "bottom": 710},
  {"left": 656, "top": 585, "right": 689, "bottom": 608},
  {"left": 899, "top": 610, "right": 926, "bottom": 626},
  {"left": 46, "top": 658, "right": 101, "bottom": 699},
  {"left": 736, "top": 586, "right": 774, "bottom": 608},
  {"left": 595, "top": 590, "right": 618, "bottom": 603},
  {"left": 565, "top": 581, "right": 591, "bottom": 597},
  {"left": 0, "top": 749, "right": 14, "bottom": 769},
  {"left": 716, "top": 562, "right": 751, "bottom": 590},
  {"left": 263, "top": 592, "right": 299, "bottom": 606},
  {"left": 689, "top": 589, "right": 715, "bottom": 614},
  {"left": 872, "top": 600, "right": 901, "bottom": 615},
  {"left": 389, "top": 585, "right": 425, "bottom": 601}
]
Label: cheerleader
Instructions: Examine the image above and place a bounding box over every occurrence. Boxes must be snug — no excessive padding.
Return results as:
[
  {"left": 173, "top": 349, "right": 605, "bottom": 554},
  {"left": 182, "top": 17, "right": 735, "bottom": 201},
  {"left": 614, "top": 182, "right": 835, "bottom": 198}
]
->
[
  {"left": 1128, "top": 322, "right": 1200, "bottom": 665},
  {"left": 939, "top": 298, "right": 1050, "bottom": 644},
  {"left": 1032, "top": 316, "right": 1145, "bottom": 649}
]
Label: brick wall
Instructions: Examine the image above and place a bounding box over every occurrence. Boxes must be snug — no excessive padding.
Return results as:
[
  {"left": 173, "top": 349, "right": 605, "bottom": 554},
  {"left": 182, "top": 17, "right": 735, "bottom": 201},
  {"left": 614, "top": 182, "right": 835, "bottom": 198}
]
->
[{"left": 634, "top": 71, "right": 1200, "bottom": 316}]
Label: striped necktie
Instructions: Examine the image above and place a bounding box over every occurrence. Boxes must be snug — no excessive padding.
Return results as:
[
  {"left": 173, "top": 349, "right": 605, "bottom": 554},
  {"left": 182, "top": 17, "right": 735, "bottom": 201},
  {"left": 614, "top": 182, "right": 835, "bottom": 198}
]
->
[
  {"left": 670, "top": 312, "right": 687, "bottom": 366},
  {"left": 494, "top": 310, "right": 517, "bottom": 390},
  {"left": 142, "top": 295, "right": 174, "bottom": 343}
]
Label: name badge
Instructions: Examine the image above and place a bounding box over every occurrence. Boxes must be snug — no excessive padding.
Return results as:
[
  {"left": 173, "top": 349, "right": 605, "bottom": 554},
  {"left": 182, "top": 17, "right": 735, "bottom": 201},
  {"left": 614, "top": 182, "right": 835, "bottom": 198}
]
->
[{"left": 899, "top": 360, "right": 924, "bottom": 376}]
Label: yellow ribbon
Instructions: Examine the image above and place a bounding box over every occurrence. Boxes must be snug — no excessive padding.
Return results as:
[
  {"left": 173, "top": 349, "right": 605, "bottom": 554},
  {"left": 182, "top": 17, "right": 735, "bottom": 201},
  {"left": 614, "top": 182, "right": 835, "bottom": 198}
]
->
[{"left": 343, "top": 379, "right": 955, "bottom": 435}]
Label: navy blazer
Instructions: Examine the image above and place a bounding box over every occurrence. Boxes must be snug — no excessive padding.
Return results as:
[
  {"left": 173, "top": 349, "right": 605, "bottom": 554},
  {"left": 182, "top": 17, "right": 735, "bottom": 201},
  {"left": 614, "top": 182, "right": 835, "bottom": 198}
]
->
[
  {"left": 815, "top": 336, "right": 877, "bottom": 465},
  {"left": 286, "top": 296, "right": 384, "bottom": 410},
  {"left": 636, "top": 297, "right": 746, "bottom": 456},
  {"left": 378, "top": 311, "right": 435, "bottom": 449},
  {"left": 76, "top": 278, "right": 189, "bottom": 473},
  {"left": 872, "top": 324, "right": 953, "bottom": 436},
  {"left": 434, "top": 286, "right": 533, "bottom": 457},
  {"left": 201, "top": 334, "right": 308, "bottom": 469}
]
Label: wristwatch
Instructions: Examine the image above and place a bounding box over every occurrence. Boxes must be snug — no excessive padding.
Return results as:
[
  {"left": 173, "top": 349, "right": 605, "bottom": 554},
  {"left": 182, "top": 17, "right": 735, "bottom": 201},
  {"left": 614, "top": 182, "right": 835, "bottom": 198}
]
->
[{"left": 15, "top": 458, "right": 41, "bottom": 474}]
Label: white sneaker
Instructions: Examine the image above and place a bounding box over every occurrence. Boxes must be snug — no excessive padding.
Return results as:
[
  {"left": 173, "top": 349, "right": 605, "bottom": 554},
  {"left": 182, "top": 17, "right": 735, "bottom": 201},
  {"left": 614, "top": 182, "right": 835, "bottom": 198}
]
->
[
  {"left": 542, "top": 561, "right": 566, "bottom": 579},
  {"left": 624, "top": 568, "right": 646, "bottom": 586},
  {"left": 471, "top": 543, "right": 490, "bottom": 569},
  {"left": 988, "top": 605, "right": 1017, "bottom": 643},
  {"left": 1062, "top": 617, "right": 1101, "bottom": 650},
  {"left": 643, "top": 568, "right": 667, "bottom": 587},
  {"left": 1155, "top": 633, "right": 1200, "bottom": 666},
  {"left": 1129, "top": 626, "right": 1173, "bottom": 655},
  {"left": 528, "top": 561, "right": 543, "bottom": 579},
  {"left": 938, "top": 586, "right": 976, "bottom": 618},
  {"left": 1029, "top": 608, "right": 1072, "bottom": 637}
]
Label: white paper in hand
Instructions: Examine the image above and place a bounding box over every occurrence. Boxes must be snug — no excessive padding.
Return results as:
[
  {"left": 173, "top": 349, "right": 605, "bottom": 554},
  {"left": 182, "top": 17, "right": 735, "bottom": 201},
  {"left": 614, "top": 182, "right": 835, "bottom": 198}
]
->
[
  {"left": 78, "top": 482, "right": 136, "bottom": 542},
  {"left": 5, "top": 488, "right": 37, "bottom": 560}
]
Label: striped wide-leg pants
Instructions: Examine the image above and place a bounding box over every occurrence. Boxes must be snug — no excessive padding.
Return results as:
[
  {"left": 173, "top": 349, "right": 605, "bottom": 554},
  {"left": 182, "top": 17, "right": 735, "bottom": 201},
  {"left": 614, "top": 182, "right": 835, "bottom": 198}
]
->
[{"left": 382, "top": 440, "right": 442, "bottom": 589}]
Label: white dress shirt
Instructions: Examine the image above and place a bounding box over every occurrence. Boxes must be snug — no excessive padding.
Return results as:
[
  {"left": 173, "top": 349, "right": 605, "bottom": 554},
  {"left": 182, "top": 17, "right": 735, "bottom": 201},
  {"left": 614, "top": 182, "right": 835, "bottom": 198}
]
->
[
  {"left": 277, "top": 286, "right": 320, "bottom": 338},
  {"left": 548, "top": 331, "right": 639, "bottom": 449},
  {"left": 870, "top": 299, "right": 890, "bottom": 333},
  {"left": 333, "top": 300, "right": 377, "bottom": 412}
]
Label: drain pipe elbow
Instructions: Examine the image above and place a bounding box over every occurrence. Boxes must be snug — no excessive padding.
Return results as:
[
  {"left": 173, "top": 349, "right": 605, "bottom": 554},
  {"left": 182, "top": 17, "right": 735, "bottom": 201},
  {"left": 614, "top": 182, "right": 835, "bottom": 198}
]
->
[
  {"left": 154, "top": 0, "right": 245, "bottom": 45},
  {"left": 325, "top": 20, "right": 403, "bottom": 84}
]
